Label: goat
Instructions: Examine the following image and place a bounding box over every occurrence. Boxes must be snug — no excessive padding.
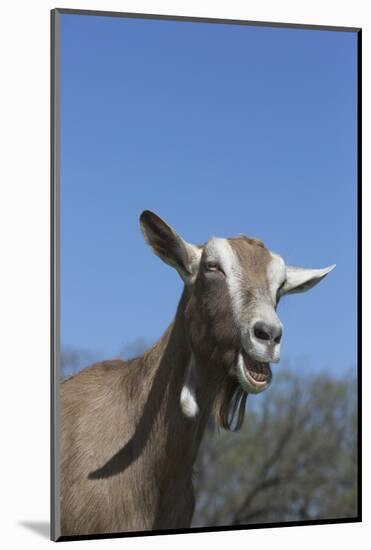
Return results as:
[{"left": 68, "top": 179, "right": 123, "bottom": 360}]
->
[{"left": 60, "top": 210, "right": 335, "bottom": 536}]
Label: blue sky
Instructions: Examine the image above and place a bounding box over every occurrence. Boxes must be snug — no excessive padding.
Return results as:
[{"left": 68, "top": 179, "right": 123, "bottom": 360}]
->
[{"left": 60, "top": 14, "right": 357, "bottom": 376}]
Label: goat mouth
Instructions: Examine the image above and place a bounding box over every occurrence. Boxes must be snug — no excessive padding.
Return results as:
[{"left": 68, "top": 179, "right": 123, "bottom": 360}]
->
[{"left": 236, "top": 349, "right": 272, "bottom": 394}]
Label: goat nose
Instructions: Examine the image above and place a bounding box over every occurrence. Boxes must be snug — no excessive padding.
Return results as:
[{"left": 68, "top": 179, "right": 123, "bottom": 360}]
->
[{"left": 253, "top": 321, "right": 282, "bottom": 344}]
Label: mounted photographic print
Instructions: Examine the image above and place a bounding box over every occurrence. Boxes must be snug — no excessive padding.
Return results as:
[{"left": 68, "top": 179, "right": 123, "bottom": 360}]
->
[{"left": 51, "top": 8, "right": 361, "bottom": 542}]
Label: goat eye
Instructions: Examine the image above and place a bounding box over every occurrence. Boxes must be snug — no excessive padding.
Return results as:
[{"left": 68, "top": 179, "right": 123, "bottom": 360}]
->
[{"left": 205, "top": 261, "right": 220, "bottom": 272}]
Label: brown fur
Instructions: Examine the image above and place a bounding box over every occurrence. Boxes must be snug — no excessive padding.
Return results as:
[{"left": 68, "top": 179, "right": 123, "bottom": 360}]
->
[
  {"left": 60, "top": 288, "right": 241, "bottom": 536},
  {"left": 60, "top": 229, "right": 271, "bottom": 536}
]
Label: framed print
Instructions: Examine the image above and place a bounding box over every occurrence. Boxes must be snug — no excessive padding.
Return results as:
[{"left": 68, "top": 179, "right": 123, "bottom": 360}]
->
[{"left": 51, "top": 8, "right": 361, "bottom": 542}]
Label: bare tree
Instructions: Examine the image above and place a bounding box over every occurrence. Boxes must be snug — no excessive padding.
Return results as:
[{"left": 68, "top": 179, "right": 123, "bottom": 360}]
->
[
  {"left": 60, "top": 337, "right": 151, "bottom": 379},
  {"left": 192, "top": 369, "right": 357, "bottom": 527},
  {"left": 60, "top": 347, "right": 100, "bottom": 379},
  {"left": 119, "top": 337, "right": 151, "bottom": 360}
]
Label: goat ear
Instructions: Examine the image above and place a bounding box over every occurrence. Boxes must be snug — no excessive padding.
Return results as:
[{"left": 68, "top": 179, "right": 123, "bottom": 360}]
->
[
  {"left": 281, "top": 264, "right": 336, "bottom": 295},
  {"left": 139, "top": 210, "right": 201, "bottom": 282}
]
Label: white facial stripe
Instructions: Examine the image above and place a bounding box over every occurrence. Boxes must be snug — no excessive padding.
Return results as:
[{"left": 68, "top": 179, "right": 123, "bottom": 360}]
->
[
  {"left": 206, "top": 238, "right": 243, "bottom": 322},
  {"left": 267, "top": 253, "right": 286, "bottom": 301},
  {"left": 239, "top": 251, "right": 284, "bottom": 364}
]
